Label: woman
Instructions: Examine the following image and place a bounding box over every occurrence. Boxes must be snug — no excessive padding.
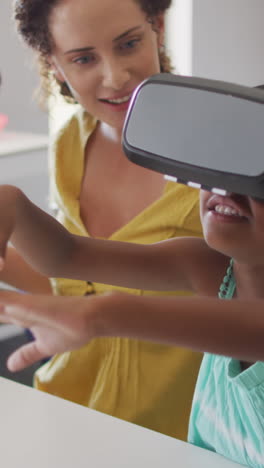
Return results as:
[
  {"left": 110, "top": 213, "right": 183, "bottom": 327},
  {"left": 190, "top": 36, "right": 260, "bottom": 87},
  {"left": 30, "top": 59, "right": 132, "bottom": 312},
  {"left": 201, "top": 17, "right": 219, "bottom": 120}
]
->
[{"left": 1, "top": 0, "right": 202, "bottom": 440}]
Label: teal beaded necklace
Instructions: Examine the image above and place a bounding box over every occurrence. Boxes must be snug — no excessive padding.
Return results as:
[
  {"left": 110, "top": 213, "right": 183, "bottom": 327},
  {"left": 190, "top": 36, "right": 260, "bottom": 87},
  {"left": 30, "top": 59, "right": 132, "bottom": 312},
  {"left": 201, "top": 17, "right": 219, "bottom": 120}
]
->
[{"left": 218, "top": 258, "right": 236, "bottom": 299}]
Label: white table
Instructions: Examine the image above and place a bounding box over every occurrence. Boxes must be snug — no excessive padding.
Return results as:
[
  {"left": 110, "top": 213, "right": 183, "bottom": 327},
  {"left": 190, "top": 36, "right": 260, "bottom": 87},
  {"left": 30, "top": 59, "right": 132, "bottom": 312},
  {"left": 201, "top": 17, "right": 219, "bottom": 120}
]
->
[
  {"left": 0, "top": 130, "right": 48, "bottom": 156},
  {"left": 0, "top": 377, "right": 244, "bottom": 468}
]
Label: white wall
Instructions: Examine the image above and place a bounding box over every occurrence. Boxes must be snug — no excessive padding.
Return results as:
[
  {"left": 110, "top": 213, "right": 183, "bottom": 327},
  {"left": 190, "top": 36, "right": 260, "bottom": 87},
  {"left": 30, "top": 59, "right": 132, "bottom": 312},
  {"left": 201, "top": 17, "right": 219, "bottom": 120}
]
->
[
  {"left": 0, "top": 0, "right": 48, "bottom": 133},
  {"left": 192, "top": 0, "right": 264, "bottom": 86},
  {"left": 166, "top": 0, "right": 193, "bottom": 75},
  {"left": 167, "top": 0, "right": 264, "bottom": 86}
]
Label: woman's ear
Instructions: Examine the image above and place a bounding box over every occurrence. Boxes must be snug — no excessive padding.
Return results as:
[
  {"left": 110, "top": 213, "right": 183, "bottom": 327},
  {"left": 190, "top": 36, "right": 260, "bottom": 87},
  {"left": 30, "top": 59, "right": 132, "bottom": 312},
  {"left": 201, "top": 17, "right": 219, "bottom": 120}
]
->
[
  {"left": 48, "top": 57, "right": 65, "bottom": 83},
  {"left": 154, "top": 13, "right": 165, "bottom": 47}
]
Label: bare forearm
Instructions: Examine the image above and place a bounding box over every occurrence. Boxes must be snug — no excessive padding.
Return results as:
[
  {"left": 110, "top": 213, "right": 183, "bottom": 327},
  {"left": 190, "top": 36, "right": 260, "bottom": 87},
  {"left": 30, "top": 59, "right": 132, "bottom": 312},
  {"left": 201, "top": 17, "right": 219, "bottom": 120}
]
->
[
  {"left": 0, "top": 186, "right": 193, "bottom": 291},
  {"left": 0, "top": 246, "right": 52, "bottom": 294},
  {"left": 11, "top": 195, "right": 170, "bottom": 289},
  {"left": 96, "top": 294, "right": 264, "bottom": 362},
  {"left": 0, "top": 186, "right": 75, "bottom": 277},
  {"left": 1, "top": 291, "right": 263, "bottom": 372},
  {"left": 66, "top": 235, "right": 187, "bottom": 291}
]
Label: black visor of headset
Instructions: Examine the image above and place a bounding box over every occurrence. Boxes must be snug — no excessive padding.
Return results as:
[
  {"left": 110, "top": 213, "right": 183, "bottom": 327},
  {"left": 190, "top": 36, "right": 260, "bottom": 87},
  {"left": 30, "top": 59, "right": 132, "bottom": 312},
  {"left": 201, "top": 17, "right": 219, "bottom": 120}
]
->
[{"left": 122, "top": 73, "right": 264, "bottom": 199}]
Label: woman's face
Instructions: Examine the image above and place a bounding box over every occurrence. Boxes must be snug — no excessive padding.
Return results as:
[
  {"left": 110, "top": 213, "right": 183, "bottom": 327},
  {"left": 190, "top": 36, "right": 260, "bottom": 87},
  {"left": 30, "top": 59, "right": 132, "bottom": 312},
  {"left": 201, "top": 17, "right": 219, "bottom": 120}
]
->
[
  {"left": 49, "top": 0, "right": 164, "bottom": 130},
  {"left": 200, "top": 189, "right": 264, "bottom": 264}
]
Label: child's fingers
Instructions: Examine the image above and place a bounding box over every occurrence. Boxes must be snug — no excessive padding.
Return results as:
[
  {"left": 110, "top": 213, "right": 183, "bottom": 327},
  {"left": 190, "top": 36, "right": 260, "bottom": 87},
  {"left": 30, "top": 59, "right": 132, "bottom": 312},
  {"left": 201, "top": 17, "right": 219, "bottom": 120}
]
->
[
  {"left": 3, "top": 304, "right": 56, "bottom": 329},
  {"left": 0, "top": 313, "right": 16, "bottom": 324},
  {"left": 0, "top": 307, "right": 33, "bottom": 327},
  {"left": 7, "top": 341, "right": 47, "bottom": 372},
  {"left": 0, "top": 307, "right": 33, "bottom": 328}
]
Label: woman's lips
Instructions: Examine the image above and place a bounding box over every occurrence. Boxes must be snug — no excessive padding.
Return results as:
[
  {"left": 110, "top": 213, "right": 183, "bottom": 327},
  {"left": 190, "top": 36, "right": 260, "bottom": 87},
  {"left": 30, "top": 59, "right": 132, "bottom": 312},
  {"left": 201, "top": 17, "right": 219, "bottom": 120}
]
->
[
  {"left": 99, "top": 93, "right": 132, "bottom": 112},
  {"left": 100, "top": 93, "right": 132, "bottom": 104}
]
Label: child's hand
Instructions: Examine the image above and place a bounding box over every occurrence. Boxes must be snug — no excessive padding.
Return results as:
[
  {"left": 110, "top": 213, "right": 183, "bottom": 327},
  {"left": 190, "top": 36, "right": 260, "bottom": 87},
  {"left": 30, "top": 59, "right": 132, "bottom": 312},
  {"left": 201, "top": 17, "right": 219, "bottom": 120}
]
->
[{"left": 0, "top": 290, "right": 102, "bottom": 372}]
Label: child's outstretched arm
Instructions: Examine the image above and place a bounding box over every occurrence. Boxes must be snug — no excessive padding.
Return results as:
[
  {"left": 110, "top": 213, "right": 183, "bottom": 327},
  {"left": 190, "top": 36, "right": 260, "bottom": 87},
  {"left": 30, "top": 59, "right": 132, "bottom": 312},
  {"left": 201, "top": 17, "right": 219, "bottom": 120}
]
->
[
  {"left": 0, "top": 185, "right": 74, "bottom": 276},
  {"left": 0, "top": 185, "right": 208, "bottom": 293},
  {"left": 0, "top": 246, "right": 52, "bottom": 293},
  {"left": 0, "top": 290, "right": 263, "bottom": 372}
]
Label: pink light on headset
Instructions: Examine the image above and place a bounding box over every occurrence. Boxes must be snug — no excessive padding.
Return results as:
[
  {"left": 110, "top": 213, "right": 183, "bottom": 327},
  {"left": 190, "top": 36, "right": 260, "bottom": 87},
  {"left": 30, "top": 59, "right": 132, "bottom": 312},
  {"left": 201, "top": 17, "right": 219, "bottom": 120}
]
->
[{"left": 0, "top": 114, "right": 8, "bottom": 131}]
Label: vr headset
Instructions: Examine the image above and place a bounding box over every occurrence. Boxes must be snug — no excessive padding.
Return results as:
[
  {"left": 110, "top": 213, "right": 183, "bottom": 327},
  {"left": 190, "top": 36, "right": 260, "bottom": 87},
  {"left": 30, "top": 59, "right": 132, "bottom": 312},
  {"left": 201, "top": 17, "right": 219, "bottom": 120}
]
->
[{"left": 122, "top": 73, "right": 264, "bottom": 199}]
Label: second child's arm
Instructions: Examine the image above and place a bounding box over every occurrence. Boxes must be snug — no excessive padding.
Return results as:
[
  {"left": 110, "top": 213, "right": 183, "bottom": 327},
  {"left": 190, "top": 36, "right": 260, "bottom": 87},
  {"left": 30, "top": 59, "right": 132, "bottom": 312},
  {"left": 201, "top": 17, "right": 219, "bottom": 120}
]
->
[{"left": 0, "top": 185, "right": 214, "bottom": 294}]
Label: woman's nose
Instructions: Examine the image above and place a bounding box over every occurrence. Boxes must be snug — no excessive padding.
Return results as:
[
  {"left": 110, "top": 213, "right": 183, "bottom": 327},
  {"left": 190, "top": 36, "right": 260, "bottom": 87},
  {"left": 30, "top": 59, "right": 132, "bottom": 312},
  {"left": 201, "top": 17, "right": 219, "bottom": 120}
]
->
[{"left": 101, "top": 58, "right": 130, "bottom": 90}]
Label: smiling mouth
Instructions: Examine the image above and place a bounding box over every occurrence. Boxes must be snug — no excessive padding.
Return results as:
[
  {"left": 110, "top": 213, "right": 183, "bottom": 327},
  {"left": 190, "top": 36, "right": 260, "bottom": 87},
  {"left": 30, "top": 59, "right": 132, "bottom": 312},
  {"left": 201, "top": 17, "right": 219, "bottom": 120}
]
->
[
  {"left": 207, "top": 193, "right": 251, "bottom": 219},
  {"left": 100, "top": 94, "right": 132, "bottom": 105},
  {"left": 213, "top": 204, "right": 244, "bottom": 217},
  {"left": 210, "top": 204, "right": 250, "bottom": 222}
]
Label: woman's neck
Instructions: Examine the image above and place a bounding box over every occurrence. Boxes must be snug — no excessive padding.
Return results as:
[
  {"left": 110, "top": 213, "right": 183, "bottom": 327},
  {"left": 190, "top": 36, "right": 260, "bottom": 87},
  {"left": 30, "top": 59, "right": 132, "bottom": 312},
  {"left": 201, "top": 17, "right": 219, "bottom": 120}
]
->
[{"left": 98, "top": 121, "right": 123, "bottom": 145}]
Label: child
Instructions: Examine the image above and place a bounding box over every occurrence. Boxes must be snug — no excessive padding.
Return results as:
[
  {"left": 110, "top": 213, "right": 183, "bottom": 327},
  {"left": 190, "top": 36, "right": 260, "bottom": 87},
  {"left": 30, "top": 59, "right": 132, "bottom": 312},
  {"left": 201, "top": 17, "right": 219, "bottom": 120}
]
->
[{"left": 0, "top": 183, "right": 263, "bottom": 467}]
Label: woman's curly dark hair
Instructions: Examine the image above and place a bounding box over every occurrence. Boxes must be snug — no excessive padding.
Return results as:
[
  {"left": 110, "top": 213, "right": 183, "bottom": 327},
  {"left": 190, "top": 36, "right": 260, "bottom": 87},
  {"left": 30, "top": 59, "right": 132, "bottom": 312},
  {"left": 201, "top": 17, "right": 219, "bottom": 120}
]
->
[{"left": 14, "top": 0, "right": 173, "bottom": 104}]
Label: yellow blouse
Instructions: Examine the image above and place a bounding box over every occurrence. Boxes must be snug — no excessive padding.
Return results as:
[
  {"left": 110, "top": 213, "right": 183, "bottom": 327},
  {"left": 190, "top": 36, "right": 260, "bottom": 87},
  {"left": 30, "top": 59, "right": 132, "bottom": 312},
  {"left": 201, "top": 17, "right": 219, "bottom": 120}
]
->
[{"left": 35, "top": 106, "right": 203, "bottom": 441}]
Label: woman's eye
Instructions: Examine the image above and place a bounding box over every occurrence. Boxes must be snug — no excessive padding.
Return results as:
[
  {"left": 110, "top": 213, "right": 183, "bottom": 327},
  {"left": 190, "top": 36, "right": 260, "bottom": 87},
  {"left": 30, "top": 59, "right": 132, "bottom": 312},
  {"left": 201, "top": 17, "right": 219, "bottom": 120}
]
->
[
  {"left": 120, "top": 38, "right": 141, "bottom": 51},
  {"left": 73, "top": 55, "right": 95, "bottom": 65}
]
